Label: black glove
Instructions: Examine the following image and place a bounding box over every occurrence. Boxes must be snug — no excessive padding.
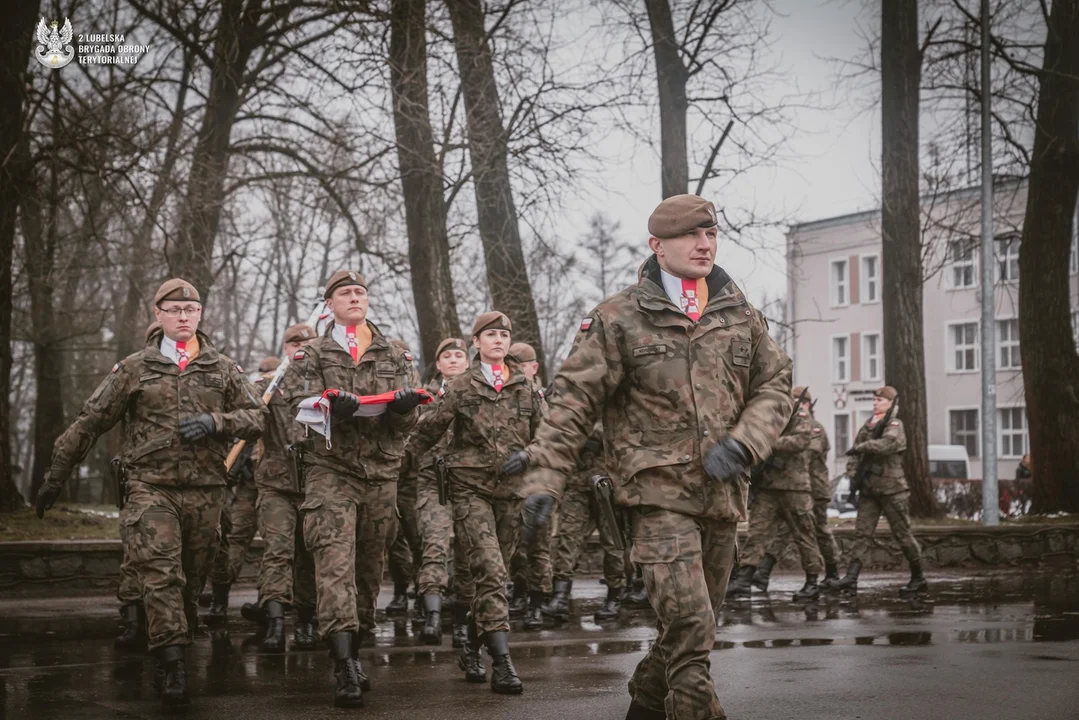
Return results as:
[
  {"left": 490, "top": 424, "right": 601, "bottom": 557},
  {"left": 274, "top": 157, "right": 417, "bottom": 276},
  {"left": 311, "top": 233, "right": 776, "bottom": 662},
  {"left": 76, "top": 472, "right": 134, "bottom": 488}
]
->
[
  {"left": 703, "top": 436, "right": 752, "bottom": 483},
  {"left": 388, "top": 388, "right": 422, "bottom": 414},
  {"left": 227, "top": 443, "right": 255, "bottom": 486},
  {"left": 35, "top": 481, "right": 63, "bottom": 519},
  {"left": 845, "top": 446, "right": 860, "bottom": 457},
  {"left": 501, "top": 450, "right": 529, "bottom": 476},
  {"left": 179, "top": 414, "right": 217, "bottom": 443},
  {"left": 328, "top": 390, "right": 360, "bottom": 419},
  {"left": 521, "top": 494, "right": 556, "bottom": 547}
]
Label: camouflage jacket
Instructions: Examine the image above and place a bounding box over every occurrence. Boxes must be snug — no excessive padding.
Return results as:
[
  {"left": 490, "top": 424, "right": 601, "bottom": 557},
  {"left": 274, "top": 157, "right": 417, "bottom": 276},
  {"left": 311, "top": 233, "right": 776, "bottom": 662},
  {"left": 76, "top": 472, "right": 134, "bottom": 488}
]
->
[
  {"left": 759, "top": 409, "right": 812, "bottom": 492},
  {"left": 521, "top": 255, "right": 793, "bottom": 522},
  {"left": 48, "top": 330, "right": 265, "bottom": 489},
  {"left": 845, "top": 415, "right": 908, "bottom": 495},
  {"left": 808, "top": 419, "right": 832, "bottom": 500},
  {"left": 285, "top": 321, "right": 419, "bottom": 485},
  {"left": 402, "top": 377, "right": 452, "bottom": 478},
  {"left": 253, "top": 370, "right": 306, "bottom": 493},
  {"left": 407, "top": 358, "right": 547, "bottom": 494}
]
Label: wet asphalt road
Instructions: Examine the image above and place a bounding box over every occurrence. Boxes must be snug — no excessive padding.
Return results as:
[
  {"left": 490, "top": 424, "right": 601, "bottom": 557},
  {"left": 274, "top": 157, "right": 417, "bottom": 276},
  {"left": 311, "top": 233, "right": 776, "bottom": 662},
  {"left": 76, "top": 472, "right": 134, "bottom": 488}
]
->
[{"left": 1, "top": 571, "right": 1077, "bottom": 719}]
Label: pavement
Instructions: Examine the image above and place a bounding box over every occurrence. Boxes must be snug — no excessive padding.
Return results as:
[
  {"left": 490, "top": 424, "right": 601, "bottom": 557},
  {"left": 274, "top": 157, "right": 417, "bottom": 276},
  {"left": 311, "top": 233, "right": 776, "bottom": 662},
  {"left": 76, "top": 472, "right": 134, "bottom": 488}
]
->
[{"left": 1, "top": 570, "right": 1077, "bottom": 719}]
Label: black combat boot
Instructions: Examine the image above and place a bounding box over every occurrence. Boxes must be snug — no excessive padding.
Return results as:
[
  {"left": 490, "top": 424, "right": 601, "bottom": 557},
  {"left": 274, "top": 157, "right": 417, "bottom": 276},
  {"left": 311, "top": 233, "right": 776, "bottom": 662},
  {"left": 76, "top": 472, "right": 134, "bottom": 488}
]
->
[
  {"left": 541, "top": 578, "right": 572, "bottom": 621},
  {"left": 522, "top": 592, "right": 546, "bottom": 631},
  {"left": 115, "top": 602, "right": 146, "bottom": 651},
  {"left": 725, "top": 565, "right": 755, "bottom": 598},
  {"left": 792, "top": 573, "right": 820, "bottom": 602},
  {"left": 157, "top": 645, "right": 190, "bottom": 708},
  {"left": 458, "top": 613, "right": 486, "bottom": 683},
  {"left": 350, "top": 632, "right": 373, "bottom": 690},
  {"left": 751, "top": 553, "right": 777, "bottom": 591},
  {"left": 898, "top": 560, "right": 928, "bottom": 597},
  {"left": 206, "top": 583, "right": 230, "bottom": 625},
  {"left": 328, "top": 632, "right": 364, "bottom": 708},
  {"left": 625, "top": 699, "right": 667, "bottom": 719},
  {"left": 452, "top": 603, "right": 469, "bottom": 649},
  {"left": 420, "top": 595, "right": 442, "bottom": 646},
  {"left": 834, "top": 559, "right": 862, "bottom": 593},
  {"left": 509, "top": 582, "right": 528, "bottom": 618},
  {"left": 241, "top": 601, "right": 267, "bottom": 629},
  {"left": 820, "top": 562, "right": 841, "bottom": 591},
  {"left": 411, "top": 591, "right": 427, "bottom": 627},
  {"left": 484, "top": 630, "right": 523, "bottom": 695},
  {"left": 622, "top": 575, "right": 650, "bottom": 609},
  {"left": 261, "top": 600, "right": 287, "bottom": 653},
  {"left": 294, "top": 606, "right": 317, "bottom": 650},
  {"left": 385, "top": 581, "right": 409, "bottom": 616},
  {"left": 594, "top": 584, "right": 623, "bottom": 621}
]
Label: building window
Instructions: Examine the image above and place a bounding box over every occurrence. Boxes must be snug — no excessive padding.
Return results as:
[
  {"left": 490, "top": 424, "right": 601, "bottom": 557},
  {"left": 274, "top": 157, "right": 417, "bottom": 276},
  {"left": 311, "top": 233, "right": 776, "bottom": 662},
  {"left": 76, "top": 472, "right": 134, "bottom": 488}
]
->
[
  {"left": 862, "top": 332, "right": 881, "bottom": 381},
  {"left": 949, "top": 409, "right": 979, "bottom": 458},
  {"left": 949, "top": 322, "right": 979, "bottom": 372},
  {"left": 831, "top": 259, "right": 849, "bottom": 307},
  {"left": 996, "top": 234, "right": 1020, "bottom": 283},
  {"left": 999, "top": 407, "right": 1028, "bottom": 458},
  {"left": 832, "top": 335, "right": 849, "bottom": 382},
  {"left": 997, "top": 318, "right": 1020, "bottom": 369},
  {"left": 861, "top": 255, "right": 879, "bottom": 303},
  {"left": 947, "top": 240, "right": 977, "bottom": 289},
  {"left": 834, "top": 414, "right": 850, "bottom": 456},
  {"left": 1073, "top": 310, "right": 1079, "bottom": 347}
]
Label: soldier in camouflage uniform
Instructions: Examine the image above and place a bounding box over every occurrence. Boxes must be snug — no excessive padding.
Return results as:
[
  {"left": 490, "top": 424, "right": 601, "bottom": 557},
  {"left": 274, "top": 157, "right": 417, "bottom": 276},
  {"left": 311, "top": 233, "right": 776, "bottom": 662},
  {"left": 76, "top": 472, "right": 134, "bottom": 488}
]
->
[
  {"left": 407, "top": 312, "right": 546, "bottom": 695},
  {"left": 36, "top": 278, "right": 265, "bottom": 709},
  {"left": 727, "top": 387, "right": 823, "bottom": 602},
  {"left": 836, "top": 386, "right": 927, "bottom": 597},
  {"left": 503, "top": 195, "right": 793, "bottom": 720},
  {"left": 205, "top": 438, "right": 258, "bottom": 624},
  {"left": 542, "top": 427, "right": 627, "bottom": 622},
  {"left": 284, "top": 270, "right": 423, "bottom": 708}
]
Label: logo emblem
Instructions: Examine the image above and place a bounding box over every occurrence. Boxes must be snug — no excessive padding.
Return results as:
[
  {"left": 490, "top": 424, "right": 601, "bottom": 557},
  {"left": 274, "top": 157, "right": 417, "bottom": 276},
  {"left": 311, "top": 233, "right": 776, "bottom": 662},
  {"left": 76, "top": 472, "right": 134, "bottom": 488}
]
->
[
  {"left": 181, "top": 287, "right": 190, "bottom": 298},
  {"left": 348, "top": 271, "right": 357, "bottom": 281},
  {"left": 35, "top": 18, "right": 74, "bottom": 69},
  {"left": 707, "top": 204, "right": 717, "bottom": 225}
]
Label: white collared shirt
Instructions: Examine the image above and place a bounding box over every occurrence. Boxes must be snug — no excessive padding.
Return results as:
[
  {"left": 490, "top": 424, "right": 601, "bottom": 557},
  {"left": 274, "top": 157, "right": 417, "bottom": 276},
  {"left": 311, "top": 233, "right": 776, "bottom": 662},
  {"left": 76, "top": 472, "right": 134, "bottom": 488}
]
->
[
  {"left": 659, "top": 268, "right": 689, "bottom": 310},
  {"left": 331, "top": 322, "right": 367, "bottom": 355},
  {"left": 480, "top": 362, "right": 505, "bottom": 389},
  {"left": 159, "top": 335, "right": 186, "bottom": 367}
]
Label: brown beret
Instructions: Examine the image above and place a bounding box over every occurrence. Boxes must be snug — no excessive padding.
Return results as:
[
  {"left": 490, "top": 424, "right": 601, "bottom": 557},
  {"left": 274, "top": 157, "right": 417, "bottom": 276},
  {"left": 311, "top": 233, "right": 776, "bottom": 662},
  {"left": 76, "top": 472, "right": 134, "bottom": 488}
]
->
[
  {"left": 436, "top": 337, "right": 468, "bottom": 358},
  {"left": 471, "top": 311, "right": 512, "bottom": 337},
  {"left": 647, "top": 194, "right": 719, "bottom": 239},
  {"left": 283, "top": 323, "right": 316, "bottom": 344},
  {"left": 509, "top": 342, "right": 536, "bottom": 362},
  {"left": 793, "top": 386, "right": 812, "bottom": 402},
  {"left": 875, "top": 386, "right": 898, "bottom": 401},
  {"left": 144, "top": 321, "right": 162, "bottom": 342},
  {"left": 258, "top": 356, "right": 281, "bottom": 373},
  {"left": 154, "top": 278, "right": 200, "bottom": 306},
  {"left": 323, "top": 270, "right": 366, "bottom": 299}
]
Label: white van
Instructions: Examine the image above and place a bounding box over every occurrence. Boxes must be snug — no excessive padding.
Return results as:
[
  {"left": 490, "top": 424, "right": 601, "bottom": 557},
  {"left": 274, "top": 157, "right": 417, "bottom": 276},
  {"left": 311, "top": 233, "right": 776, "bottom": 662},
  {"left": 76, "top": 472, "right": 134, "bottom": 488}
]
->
[{"left": 928, "top": 444, "right": 971, "bottom": 479}]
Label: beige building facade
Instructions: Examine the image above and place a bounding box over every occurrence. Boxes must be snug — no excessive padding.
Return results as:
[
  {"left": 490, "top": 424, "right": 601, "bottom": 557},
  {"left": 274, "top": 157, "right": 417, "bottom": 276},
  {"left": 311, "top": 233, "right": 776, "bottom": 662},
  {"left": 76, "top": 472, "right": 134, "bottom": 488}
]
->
[{"left": 785, "top": 182, "right": 1079, "bottom": 481}]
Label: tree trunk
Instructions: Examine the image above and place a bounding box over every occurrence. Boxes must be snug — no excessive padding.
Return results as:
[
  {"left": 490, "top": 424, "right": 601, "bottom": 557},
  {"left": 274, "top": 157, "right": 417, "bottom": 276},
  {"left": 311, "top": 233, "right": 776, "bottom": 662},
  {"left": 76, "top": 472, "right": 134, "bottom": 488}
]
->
[
  {"left": 389, "top": 0, "right": 462, "bottom": 370},
  {"left": 444, "top": 0, "right": 546, "bottom": 377},
  {"left": 644, "top": 0, "right": 689, "bottom": 199},
  {"left": 0, "top": 0, "right": 39, "bottom": 511},
  {"left": 1019, "top": 0, "right": 1079, "bottom": 513},
  {"left": 880, "top": 0, "right": 937, "bottom": 517}
]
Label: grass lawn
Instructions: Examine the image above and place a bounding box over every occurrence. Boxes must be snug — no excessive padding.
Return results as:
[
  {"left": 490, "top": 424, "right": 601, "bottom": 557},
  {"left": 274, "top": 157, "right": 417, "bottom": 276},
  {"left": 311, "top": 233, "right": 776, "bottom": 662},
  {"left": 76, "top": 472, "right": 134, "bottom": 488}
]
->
[{"left": 0, "top": 505, "right": 119, "bottom": 542}]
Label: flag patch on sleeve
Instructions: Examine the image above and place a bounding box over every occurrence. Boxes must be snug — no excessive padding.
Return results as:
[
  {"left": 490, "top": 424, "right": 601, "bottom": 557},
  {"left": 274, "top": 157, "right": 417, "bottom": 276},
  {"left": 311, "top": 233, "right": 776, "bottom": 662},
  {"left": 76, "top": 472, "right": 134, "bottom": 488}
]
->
[{"left": 580, "top": 317, "right": 593, "bottom": 331}]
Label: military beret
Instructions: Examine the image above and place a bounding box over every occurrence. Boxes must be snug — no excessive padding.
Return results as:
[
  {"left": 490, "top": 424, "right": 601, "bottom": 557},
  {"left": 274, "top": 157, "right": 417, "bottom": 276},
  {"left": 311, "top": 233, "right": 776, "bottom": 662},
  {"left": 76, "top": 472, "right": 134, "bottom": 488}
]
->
[
  {"left": 793, "top": 386, "right": 812, "bottom": 402},
  {"left": 875, "top": 385, "right": 898, "bottom": 401},
  {"left": 283, "top": 323, "right": 316, "bottom": 344},
  {"left": 436, "top": 337, "right": 468, "bottom": 358},
  {"left": 258, "top": 356, "right": 281, "bottom": 373},
  {"left": 154, "top": 278, "right": 200, "bottom": 306},
  {"left": 323, "top": 270, "right": 366, "bottom": 299},
  {"left": 144, "top": 321, "right": 162, "bottom": 342},
  {"left": 509, "top": 342, "right": 536, "bottom": 362},
  {"left": 647, "top": 194, "right": 719, "bottom": 239},
  {"left": 471, "top": 311, "right": 512, "bottom": 337}
]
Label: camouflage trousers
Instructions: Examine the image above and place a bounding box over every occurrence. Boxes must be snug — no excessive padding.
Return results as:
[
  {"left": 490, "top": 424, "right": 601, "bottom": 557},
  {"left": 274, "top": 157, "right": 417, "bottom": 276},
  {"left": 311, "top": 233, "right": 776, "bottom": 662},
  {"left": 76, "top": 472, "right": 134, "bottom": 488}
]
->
[
  {"left": 302, "top": 471, "right": 396, "bottom": 638},
  {"left": 117, "top": 524, "right": 141, "bottom": 604},
  {"left": 847, "top": 491, "right": 922, "bottom": 565},
  {"left": 510, "top": 507, "right": 553, "bottom": 595},
  {"left": 256, "top": 487, "right": 316, "bottom": 610},
  {"left": 741, "top": 490, "right": 823, "bottom": 574},
  {"left": 766, "top": 497, "right": 839, "bottom": 567},
  {"left": 627, "top": 507, "right": 737, "bottom": 720},
  {"left": 208, "top": 479, "right": 259, "bottom": 586},
  {"left": 414, "top": 467, "right": 474, "bottom": 598},
  {"left": 388, "top": 472, "right": 421, "bottom": 588},
  {"left": 121, "top": 481, "right": 224, "bottom": 650},
  {"left": 551, "top": 484, "right": 626, "bottom": 587},
  {"left": 451, "top": 480, "right": 522, "bottom": 635}
]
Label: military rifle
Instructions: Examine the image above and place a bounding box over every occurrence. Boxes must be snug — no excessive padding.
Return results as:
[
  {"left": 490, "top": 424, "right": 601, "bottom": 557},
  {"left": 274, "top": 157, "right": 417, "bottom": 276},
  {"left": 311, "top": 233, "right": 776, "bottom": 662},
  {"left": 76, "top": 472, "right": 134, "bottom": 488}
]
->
[
  {"left": 749, "top": 386, "right": 810, "bottom": 487},
  {"left": 847, "top": 400, "right": 898, "bottom": 507},
  {"left": 435, "top": 456, "right": 448, "bottom": 506}
]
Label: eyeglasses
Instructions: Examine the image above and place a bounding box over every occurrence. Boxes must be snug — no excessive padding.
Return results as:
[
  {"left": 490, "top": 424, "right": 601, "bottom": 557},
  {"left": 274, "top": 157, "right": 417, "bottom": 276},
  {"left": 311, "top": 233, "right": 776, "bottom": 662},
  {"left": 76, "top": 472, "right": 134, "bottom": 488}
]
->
[{"left": 159, "top": 305, "right": 202, "bottom": 318}]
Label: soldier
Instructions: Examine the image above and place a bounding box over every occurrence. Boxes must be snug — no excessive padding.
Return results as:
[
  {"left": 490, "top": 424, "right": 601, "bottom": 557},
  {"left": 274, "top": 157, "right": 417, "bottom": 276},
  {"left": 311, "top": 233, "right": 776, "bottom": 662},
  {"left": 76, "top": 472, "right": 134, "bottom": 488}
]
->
[
  {"left": 502, "top": 194, "right": 793, "bottom": 720},
  {"left": 727, "top": 387, "right": 823, "bottom": 601},
  {"left": 35, "top": 278, "right": 265, "bottom": 708},
  {"left": 406, "top": 312, "right": 547, "bottom": 695},
  {"left": 542, "top": 427, "right": 626, "bottom": 622},
  {"left": 836, "top": 386, "right": 927, "bottom": 597},
  {"left": 251, "top": 323, "right": 319, "bottom": 653},
  {"left": 506, "top": 341, "right": 551, "bottom": 631},
  {"left": 386, "top": 339, "right": 424, "bottom": 621},
  {"left": 205, "top": 427, "right": 259, "bottom": 624},
  {"left": 285, "top": 270, "right": 424, "bottom": 708}
]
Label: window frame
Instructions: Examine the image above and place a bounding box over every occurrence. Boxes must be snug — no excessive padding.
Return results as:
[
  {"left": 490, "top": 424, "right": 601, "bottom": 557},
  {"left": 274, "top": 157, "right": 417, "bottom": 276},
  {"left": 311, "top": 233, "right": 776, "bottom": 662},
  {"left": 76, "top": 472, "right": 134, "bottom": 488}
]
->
[
  {"left": 946, "top": 320, "right": 980, "bottom": 374},
  {"left": 833, "top": 412, "right": 852, "bottom": 458},
  {"left": 947, "top": 406, "right": 980, "bottom": 459},
  {"left": 861, "top": 330, "right": 882, "bottom": 382},
  {"left": 946, "top": 239, "right": 978, "bottom": 289},
  {"left": 830, "top": 258, "right": 850, "bottom": 308},
  {"left": 996, "top": 316, "right": 1021, "bottom": 370},
  {"left": 860, "top": 253, "right": 880, "bottom": 305},
  {"left": 831, "top": 333, "right": 850, "bottom": 383},
  {"left": 998, "top": 405, "right": 1028, "bottom": 459},
  {"left": 995, "top": 233, "right": 1021, "bottom": 284}
]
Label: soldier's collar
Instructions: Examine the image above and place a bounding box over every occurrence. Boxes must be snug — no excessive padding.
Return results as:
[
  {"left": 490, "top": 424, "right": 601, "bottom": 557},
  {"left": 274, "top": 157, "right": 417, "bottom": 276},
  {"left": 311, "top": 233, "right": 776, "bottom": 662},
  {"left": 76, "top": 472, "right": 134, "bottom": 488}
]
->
[{"left": 637, "top": 254, "right": 734, "bottom": 308}]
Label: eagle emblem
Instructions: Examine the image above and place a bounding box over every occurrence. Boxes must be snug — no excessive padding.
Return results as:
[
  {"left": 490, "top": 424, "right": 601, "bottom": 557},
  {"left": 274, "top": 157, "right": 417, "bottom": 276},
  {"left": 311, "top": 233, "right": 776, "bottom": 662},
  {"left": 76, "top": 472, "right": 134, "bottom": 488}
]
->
[{"left": 35, "top": 18, "right": 75, "bottom": 70}]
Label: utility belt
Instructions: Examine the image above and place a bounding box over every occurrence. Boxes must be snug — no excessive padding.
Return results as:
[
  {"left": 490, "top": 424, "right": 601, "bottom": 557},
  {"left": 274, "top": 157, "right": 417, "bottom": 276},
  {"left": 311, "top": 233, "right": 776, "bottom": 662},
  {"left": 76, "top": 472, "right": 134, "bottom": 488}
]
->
[{"left": 111, "top": 457, "right": 127, "bottom": 510}]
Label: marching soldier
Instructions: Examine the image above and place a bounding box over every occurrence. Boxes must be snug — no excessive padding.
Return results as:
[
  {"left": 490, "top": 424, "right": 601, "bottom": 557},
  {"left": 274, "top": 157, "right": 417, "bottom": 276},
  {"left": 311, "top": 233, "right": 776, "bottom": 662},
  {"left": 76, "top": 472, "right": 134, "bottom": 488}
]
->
[
  {"left": 727, "top": 387, "right": 823, "bottom": 601},
  {"left": 36, "top": 279, "right": 265, "bottom": 708},
  {"left": 836, "top": 386, "right": 927, "bottom": 596},
  {"left": 284, "top": 271, "right": 424, "bottom": 708},
  {"left": 406, "top": 312, "right": 546, "bottom": 695},
  {"left": 502, "top": 194, "right": 793, "bottom": 720}
]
